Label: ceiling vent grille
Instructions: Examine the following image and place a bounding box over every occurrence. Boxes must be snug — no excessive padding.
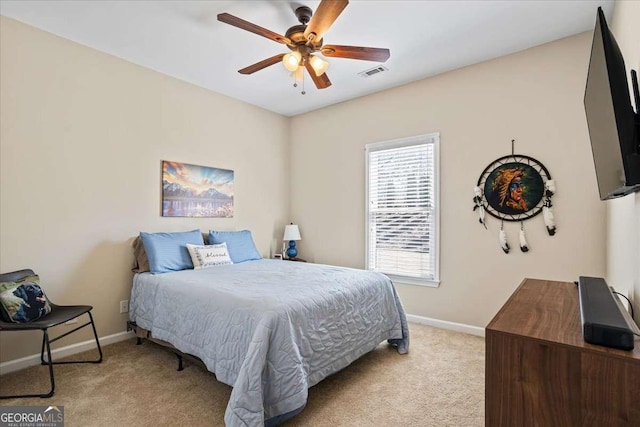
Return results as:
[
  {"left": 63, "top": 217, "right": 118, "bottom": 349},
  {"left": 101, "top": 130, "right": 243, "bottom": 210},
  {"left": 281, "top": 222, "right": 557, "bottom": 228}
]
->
[{"left": 358, "top": 65, "right": 389, "bottom": 78}]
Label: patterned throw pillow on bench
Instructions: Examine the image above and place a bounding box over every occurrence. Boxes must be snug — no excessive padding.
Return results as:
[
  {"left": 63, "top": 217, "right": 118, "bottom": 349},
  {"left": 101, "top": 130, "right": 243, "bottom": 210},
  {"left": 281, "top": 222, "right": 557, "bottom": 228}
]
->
[{"left": 0, "top": 275, "right": 52, "bottom": 323}]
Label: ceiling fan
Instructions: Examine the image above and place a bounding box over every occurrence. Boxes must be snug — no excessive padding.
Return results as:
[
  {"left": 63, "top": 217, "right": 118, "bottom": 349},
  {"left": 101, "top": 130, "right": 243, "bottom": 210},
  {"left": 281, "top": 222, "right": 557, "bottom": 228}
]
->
[{"left": 217, "top": 0, "right": 390, "bottom": 93}]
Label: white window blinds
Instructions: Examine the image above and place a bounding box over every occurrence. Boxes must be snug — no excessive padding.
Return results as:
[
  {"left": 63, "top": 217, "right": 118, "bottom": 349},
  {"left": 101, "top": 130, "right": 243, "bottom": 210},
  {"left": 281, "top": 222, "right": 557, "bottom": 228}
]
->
[{"left": 366, "top": 133, "right": 439, "bottom": 285}]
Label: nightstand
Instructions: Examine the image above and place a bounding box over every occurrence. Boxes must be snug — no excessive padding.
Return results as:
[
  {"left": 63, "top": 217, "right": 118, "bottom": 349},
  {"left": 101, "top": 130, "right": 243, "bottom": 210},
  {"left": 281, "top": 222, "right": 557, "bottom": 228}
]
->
[{"left": 285, "top": 257, "right": 307, "bottom": 262}]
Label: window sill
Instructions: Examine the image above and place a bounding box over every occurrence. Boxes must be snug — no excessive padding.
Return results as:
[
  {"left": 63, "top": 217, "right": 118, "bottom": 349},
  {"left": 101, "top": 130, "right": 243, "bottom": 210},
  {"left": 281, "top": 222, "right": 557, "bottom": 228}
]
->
[{"left": 384, "top": 274, "right": 440, "bottom": 288}]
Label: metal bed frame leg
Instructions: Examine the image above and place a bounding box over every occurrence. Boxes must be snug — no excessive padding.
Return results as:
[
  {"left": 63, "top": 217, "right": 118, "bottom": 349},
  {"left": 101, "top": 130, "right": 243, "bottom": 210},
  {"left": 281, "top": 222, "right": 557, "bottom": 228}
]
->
[
  {"left": 128, "top": 321, "right": 143, "bottom": 345},
  {"left": 127, "top": 320, "right": 190, "bottom": 373},
  {"left": 175, "top": 353, "right": 184, "bottom": 371}
]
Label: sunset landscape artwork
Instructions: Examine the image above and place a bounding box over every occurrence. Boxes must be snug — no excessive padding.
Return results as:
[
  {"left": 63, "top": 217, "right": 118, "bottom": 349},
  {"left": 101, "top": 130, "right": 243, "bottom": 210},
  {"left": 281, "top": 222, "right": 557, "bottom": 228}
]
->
[{"left": 162, "top": 161, "right": 234, "bottom": 218}]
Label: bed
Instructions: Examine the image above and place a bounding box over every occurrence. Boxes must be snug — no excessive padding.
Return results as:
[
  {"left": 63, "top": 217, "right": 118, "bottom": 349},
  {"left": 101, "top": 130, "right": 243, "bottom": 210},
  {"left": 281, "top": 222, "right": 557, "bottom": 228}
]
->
[{"left": 129, "top": 258, "right": 409, "bottom": 426}]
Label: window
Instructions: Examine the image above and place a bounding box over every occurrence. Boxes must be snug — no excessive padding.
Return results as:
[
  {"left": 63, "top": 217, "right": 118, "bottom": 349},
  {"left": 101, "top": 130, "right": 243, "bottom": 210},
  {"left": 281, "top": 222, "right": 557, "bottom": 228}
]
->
[{"left": 365, "top": 133, "right": 439, "bottom": 286}]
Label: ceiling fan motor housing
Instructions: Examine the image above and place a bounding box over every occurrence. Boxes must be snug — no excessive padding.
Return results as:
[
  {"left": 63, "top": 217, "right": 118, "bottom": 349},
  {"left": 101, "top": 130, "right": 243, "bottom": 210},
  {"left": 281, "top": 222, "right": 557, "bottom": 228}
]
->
[
  {"left": 285, "top": 24, "right": 323, "bottom": 51},
  {"left": 295, "top": 6, "right": 313, "bottom": 24}
]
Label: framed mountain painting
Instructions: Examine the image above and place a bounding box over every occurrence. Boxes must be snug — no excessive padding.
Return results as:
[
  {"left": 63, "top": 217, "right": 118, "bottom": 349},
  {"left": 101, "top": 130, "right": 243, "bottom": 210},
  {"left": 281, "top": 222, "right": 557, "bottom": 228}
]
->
[{"left": 162, "top": 161, "right": 234, "bottom": 218}]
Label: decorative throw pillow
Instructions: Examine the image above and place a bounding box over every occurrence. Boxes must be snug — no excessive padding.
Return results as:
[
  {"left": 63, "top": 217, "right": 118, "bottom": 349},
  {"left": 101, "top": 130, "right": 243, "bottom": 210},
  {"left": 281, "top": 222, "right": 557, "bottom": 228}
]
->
[
  {"left": 132, "top": 233, "right": 210, "bottom": 273},
  {"left": 208, "top": 230, "right": 262, "bottom": 263},
  {"left": 139, "top": 229, "right": 205, "bottom": 274},
  {"left": 186, "top": 243, "right": 233, "bottom": 269},
  {"left": 0, "top": 275, "right": 52, "bottom": 323}
]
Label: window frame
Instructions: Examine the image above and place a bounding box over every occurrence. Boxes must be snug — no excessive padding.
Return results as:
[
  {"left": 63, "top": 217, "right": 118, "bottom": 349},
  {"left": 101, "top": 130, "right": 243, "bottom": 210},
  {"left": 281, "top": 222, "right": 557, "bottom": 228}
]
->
[{"left": 364, "top": 132, "right": 440, "bottom": 287}]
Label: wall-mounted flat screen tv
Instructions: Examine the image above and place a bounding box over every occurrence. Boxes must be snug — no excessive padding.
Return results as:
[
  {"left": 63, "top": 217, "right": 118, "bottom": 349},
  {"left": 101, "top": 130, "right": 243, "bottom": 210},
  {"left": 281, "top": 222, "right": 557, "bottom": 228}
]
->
[{"left": 584, "top": 7, "right": 640, "bottom": 200}]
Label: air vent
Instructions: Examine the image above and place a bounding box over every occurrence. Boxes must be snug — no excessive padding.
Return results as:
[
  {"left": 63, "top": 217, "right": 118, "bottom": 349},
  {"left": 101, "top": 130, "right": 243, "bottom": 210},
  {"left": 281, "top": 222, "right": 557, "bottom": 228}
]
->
[{"left": 358, "top": 65, "right": 389, "bottom": 78}]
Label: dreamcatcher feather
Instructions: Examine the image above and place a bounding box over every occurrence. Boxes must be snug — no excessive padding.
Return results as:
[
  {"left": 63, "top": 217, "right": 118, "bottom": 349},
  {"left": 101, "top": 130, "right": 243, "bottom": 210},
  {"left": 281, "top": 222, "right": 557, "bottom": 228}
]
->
[
  {"left": 472, "top": 186, "right": 487, "bottom": 229},
  {"left": 499, "top": 222, "right": 510, "bottom": 254},
  {"left": 519, "top": 222, "right": 529, "bottom": 252},
  {"left": 543, "top": 180, "right": 556, "bottom": 236}
]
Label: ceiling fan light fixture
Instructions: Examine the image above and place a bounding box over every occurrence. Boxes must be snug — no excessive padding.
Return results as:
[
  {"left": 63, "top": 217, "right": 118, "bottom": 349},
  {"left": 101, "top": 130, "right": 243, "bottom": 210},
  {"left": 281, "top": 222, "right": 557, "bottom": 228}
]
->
[
  {"left": 308, "top": 55, "right": 329, "bottom": 76},
  {"left": 282, "top": 51, "right": 302, "bottom": 72},
  {"left": 219, "top": 0, "right": 389, "bottom": 91}
]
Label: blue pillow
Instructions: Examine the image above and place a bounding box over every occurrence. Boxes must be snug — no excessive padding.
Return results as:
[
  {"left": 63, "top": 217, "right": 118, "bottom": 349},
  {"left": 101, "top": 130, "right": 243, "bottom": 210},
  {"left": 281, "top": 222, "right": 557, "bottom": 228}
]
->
[
  {"left": 140, "top": 230, "right": 204, "bottom": 274},
  {"left": 208, "top": 230, "right": 262, "bottom": 263}
]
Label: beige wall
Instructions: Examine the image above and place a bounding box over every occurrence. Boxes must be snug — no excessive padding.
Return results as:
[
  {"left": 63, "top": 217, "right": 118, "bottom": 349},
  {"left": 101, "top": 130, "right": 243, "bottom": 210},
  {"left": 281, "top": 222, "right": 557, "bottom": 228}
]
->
[
  {"left": 609, "top": 0, "right": 640, "bottom": 325},
  {"left": 0, "top": 17, "right": 290, "bottom": 362},
  {"left": 290, "top": 32, "right": 606, "bottom": 328}
]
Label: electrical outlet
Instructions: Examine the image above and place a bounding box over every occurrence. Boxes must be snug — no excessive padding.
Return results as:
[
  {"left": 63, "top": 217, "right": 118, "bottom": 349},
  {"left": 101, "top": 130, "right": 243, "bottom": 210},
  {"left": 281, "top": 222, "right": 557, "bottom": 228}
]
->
[
  {"left": 120, "top": 300, "right": 129, "bottom": 314},
  {"left": 65, "top": 318, "right": 78, "bottom": 325}
]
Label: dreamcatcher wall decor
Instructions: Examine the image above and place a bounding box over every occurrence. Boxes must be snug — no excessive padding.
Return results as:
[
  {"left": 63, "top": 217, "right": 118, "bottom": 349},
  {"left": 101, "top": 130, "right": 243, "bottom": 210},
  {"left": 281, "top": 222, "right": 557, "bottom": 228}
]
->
[{"left": 473, "top": 140, "right": 556, "bottom": 254}]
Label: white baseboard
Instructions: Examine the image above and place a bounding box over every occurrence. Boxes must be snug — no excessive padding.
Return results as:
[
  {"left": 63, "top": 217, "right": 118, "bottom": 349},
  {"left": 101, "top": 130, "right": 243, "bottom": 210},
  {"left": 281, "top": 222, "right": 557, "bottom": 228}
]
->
[
  {"left": 407, "top": 314, "right": 485, "bottom": 337},
  {"left": 0, "top": 330, "right": 134, "bottom": 375}
]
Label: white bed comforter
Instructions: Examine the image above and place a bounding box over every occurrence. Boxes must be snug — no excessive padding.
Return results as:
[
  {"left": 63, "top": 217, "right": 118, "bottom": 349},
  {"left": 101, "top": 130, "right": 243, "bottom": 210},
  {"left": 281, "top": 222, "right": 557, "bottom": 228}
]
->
[{"left": 129, "top": 259, "right": 409, "bottom": 426}]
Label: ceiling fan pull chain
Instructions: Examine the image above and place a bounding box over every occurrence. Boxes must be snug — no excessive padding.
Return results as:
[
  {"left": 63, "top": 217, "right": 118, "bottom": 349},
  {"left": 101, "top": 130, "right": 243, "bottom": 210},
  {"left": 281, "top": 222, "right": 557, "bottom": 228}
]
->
[{"left": 302, "top": 65, "right": 306, "bottom": 95}]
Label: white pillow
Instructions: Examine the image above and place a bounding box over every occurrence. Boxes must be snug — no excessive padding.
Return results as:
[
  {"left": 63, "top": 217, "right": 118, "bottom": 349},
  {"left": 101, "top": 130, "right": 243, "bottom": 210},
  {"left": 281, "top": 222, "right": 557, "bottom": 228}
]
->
[{"left": 186, "top": 243, "right": 233, "bottom": 269}]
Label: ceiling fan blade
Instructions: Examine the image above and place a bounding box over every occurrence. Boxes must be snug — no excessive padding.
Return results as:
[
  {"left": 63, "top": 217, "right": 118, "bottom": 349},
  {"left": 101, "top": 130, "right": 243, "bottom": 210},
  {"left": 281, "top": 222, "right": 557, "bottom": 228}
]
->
[
  {"left": 321, "top": 45, "right": 390, "bottom": 62},
  {"left": 218, "top": 13, "right": 291, "bottom": 45},
  {"left": 304, "top": 61, "right": 332, "bottom": 89},
  {"left": 303, "top": 0, "right": 349, "bottom": 43},
  {"left": 238, "top": 54, "right": 286, "bottom": 75}
]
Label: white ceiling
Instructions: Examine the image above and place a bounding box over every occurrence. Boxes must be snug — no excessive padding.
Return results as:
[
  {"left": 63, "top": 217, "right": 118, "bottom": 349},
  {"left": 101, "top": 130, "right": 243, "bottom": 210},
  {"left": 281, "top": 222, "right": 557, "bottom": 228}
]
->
[{"left": 0, "top": 0, "right": 614, "bottom": 117}]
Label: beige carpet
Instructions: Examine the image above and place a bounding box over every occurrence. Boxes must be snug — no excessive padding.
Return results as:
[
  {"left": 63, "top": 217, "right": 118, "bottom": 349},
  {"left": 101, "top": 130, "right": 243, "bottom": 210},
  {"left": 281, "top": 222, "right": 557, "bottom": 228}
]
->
[{"left": 0, "top": 324, "right": 485, "bottom": 426}]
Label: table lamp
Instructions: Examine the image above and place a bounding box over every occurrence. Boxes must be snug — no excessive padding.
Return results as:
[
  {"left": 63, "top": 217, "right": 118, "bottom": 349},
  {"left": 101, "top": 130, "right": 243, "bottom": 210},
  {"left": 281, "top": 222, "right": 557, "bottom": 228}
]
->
[{"left": 283, "top": 224, "right": 301, "bottom": 259}]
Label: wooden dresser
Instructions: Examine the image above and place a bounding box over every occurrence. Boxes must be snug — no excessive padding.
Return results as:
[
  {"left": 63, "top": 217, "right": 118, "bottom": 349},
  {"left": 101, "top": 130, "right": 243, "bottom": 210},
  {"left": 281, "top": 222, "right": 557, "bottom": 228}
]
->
[{"left": 485, "top": 278, "right": 640, "bottom": 426}]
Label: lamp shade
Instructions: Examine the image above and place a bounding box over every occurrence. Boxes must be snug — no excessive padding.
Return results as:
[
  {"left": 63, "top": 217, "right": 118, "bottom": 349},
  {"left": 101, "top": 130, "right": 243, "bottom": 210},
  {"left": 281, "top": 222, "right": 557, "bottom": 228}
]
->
[
  {"left": 283, "top": 224, "right": 301, "bottom": 241},
  {"left": 282, "top": 51, "right": 302, "bottom": 72},
  {"left": 308, "top": 55, "right": 329, "bottom": 76}
]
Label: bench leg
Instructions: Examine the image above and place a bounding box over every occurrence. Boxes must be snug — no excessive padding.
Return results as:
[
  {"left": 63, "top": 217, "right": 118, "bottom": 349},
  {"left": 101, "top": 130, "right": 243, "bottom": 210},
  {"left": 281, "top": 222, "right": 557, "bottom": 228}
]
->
[
  {"left": 1, "top": 312, "right": 101, "bottom": 400},
  {"left": 0, "top": 329, "right": 55, "bottom": 399},
  {"left": 88, "top": 311, "right": 103, "bottom": 363},
  {"left": 42, "top": 330, "right": 55, "bottom": 398}
]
